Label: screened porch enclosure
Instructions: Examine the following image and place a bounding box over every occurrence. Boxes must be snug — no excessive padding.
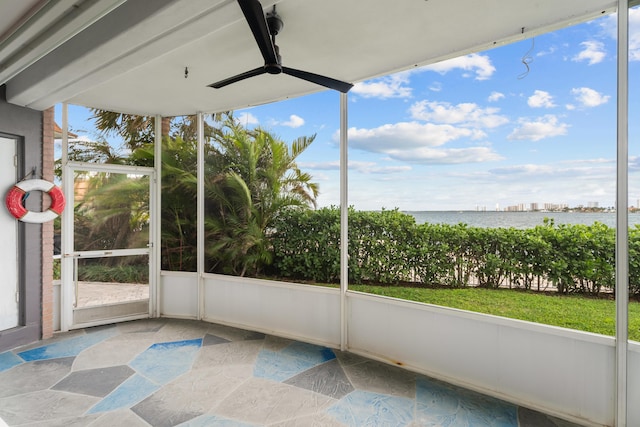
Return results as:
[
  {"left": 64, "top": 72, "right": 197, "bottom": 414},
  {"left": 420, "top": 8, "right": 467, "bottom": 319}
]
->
[{"left": 7, "top": 0, "right": 635, "bottom": 425}]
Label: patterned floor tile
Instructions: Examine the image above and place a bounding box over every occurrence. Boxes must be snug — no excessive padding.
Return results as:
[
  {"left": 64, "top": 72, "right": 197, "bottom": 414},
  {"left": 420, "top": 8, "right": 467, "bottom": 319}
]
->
[
  {"left": 284, "top": 359, "right": 354, "bottom": 399},
  {"left": 117, "top": 318, "right": 167, "bottom": 334},
  {"left": 281, "top": 341, "right": 336, "bottom": 364},
  {"left": 72, "top": 336, "right": 154, "bottom": 371},
  {"left": 203, "top": 333, "right": 231, "bottom": 346},
  {"left": 18, "top": 414, "right": 102, "bottom": 426},
  {"left": 518, "top": 407, "right": 584, "bottom": 427},
  {"left": 215, "top": 377, "right": 336, "bottom": 425},
  {"left": 263, "top": 335, "right": 294, "bottom": 351},
  {"left": 130, "top": 338, "right": 202, "bottom": 385},
  {"left": 253, "top": 349, "right": 320, "bottom": 382},
  {"left": 88, "top": 373, "right": 159, "bottom": 414},
  {"left": 327, "top": 390, "right": 415, "bottom": 427},
  {"left": 176, "top": 414, "right": 258, "bottom": 426},
  {"left": 269, "top": 413, "right": 348, "bottom": 427},
  {"left": 0, "top": 319, "right": 589, "bottom": 427},
  {"left": 152, "top": 320, "right": 211, "bottom": 342},
  {"left": 0, "top": 390, "right": 99, "bottom": 425},
  {"left": 17, "top": 328, "right": 117, "bottom": 362},
  {"left": 131, "top": 364, "right": 253, "bottom": 426},
  {"left": 87, "top": 409, "right": 150, "bottom": 427},
  {"left": 0, "top": 357, "right": 74, "bottom": 398},
  {"left": 333, "top": 350, "right": 370, "bottom": 367},
  {"left": 342, "top": 359, "right": 417, "bottom": 399},
  {"left": 0, "top": 351, "right": 23, "bottom": 373},
  {"left": 415, "top": 376, "right": 517, "bottom": 427},
  {"left": 52, "top": 365, "right": 134, "bottom": 397},
  {"left": 132, "top": 398, "right": 201, "bottom": 427},
  {"left": 253, "top": 342, "right": 336, "bottom": 383},
  {"left": 193, "top": 339, "right": 263, "bottom": 370},
  {"left": 205, "top": 323, "right": 266, "bottom": 342}
]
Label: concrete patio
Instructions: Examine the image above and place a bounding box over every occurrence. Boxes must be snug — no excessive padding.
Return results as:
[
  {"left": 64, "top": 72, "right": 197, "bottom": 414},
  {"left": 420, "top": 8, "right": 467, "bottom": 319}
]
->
[{"left": 0, "top": 318, "right": 582, "bottom": 426}]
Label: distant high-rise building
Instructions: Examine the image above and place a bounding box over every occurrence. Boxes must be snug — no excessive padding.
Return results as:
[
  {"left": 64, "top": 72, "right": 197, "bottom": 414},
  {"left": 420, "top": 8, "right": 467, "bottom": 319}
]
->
[{"left": 530, "top": 203, "right": 539, "bottom": 211}]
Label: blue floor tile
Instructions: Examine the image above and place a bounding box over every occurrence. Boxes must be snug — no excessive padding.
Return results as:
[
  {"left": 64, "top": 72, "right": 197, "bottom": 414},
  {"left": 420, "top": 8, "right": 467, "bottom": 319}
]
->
[
  {"left": 130, "top": 338, "right": 202, "bottom": 385},
  {"left": 281, "top": 341, "right": 336, "bottom": 364},
  {"left": 17, "top": 328, "right": 117, "bottom": 361},
  {"left": 253, "top": 342, "right": 336, "bottom": 382},
  {"left": 88, "top": 374, "right": 159, "bottom": 413},
  {"left": 253, "top": 349, "right": 321, "bottom": 382},
  {"left": 327, "top": 390, "right": 415, "bottom": 427},
  {"left": 416, "top": 377, "right": 518, "bottom": 427},
  {"left": 0, "top": 351, "right": 23, "bottom": 372}
]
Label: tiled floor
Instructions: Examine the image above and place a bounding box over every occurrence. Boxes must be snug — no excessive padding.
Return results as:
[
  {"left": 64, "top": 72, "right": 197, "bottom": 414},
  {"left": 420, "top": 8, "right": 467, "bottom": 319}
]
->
[{"left": 0, "top": 318, "right": 583, "bottom": 426}]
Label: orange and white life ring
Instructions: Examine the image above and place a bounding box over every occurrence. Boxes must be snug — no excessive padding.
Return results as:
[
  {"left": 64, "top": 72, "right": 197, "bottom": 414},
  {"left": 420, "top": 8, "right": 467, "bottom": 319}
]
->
[{"left": 5, "top": 179, "right": 65, "bottom": 223}]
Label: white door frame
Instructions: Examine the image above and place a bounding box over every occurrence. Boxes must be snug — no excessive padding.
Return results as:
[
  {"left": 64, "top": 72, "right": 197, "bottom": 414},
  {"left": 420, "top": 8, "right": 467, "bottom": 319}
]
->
[
  {"left": 59, "top": 102, "right": 158, "bottom": 331},
  {"left": 0, "top": 135, "right": 19, "bottom": 331}
]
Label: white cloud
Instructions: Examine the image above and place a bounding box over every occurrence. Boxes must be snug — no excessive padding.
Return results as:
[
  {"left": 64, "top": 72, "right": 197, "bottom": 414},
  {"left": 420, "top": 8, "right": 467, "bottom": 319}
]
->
[
  {"left": 409, "top": 100, "right": 509, "bottom": 129},
  {"left": 631, "top": 8, "right": 640, "bottom": 61},
  {"left": 352, "top": 72, "right": 412, "bottom": 99},
  {"left": 69, "top": 134, "right": 94, "bottom": 143},
  {"left": 536, "top": 46, "right": 557, "bottom": 57},
  {"left": 488, "top": 91, "right": 505, "bottom": 102},
  {"left": 298, "top": 160, "right": 411, "bottom": 174},
  {"left": 350, "top": 161, "right": 413, "bottom": 174},
  {"left": 601, "top": 8, "right": 640, "bottom": 61},
  {"left": 508, "top": 115, "right": 569, "bottom": 141},
  {"left": 281, "top": 114, "right": 305, "bottom": 128},
  {"left": 385, "top": 146, "right": 503, "bottom": 164},
  {"left": 527, "top": 90, "right": 556, "bottom": 108},
  {"left": 300, "top": 161, "right": 340, "bottom": 171},
  {"left": 331, "top": 122, "right": 502, "bottom": 165},
  {"left": 429, "top": 82, "right": 443, "bottom": 92},
  {"left": 423, "top": 53, "right": 496, "bottom": 80},
  {"left": 488, "top": 164, "right": 555, "bottom": 176},
  {"left": 572, "top": 41, "right": 606, "bottom": 65},
  {"left": 345, "top": 122, "right": 475, "bottom": 151},
  {"left": 571, "top": 87, "right": 610, "bottom": 108},
  {"left": 235, "top": 112, "right": 259, "bottom": 125}
]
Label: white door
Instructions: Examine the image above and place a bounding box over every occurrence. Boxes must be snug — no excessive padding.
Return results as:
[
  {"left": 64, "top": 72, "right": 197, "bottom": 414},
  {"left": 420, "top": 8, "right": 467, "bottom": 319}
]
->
[
  {"left": 0, "top": 136, "right": 18, "bottom": 331},
  {"left": 64, "top": 165, "right": 155, "bottom": 328}
]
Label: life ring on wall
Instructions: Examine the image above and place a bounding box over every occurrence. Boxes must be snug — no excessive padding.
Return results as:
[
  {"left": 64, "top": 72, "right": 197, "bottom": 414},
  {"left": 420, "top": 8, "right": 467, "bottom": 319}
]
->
[{"left": 5, "top": 179, "right": 66, "bottom": 223}]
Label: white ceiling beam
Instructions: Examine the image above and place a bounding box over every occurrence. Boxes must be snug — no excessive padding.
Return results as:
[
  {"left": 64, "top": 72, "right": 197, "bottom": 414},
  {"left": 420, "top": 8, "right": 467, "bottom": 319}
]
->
[{"left": 0, "top": 0, "right": 127, "bottom": 85}]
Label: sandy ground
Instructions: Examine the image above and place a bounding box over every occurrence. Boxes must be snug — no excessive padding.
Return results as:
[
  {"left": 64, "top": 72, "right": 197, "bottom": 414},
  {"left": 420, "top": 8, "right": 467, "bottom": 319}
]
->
[{"left": 75, "top": 281, "right": 149, "bottom": 308}]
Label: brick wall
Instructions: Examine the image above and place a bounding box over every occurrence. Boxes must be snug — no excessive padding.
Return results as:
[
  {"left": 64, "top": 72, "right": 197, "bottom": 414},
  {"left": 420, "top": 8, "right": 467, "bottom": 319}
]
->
[{"left": 41, "top": 108, "right": 54, "bottom": 339}]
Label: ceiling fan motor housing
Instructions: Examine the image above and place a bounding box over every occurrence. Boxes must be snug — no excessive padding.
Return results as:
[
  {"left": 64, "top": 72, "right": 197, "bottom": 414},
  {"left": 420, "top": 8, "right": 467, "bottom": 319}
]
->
[{"left": 266, "top": 10, "right": 283, "bottom": 35}]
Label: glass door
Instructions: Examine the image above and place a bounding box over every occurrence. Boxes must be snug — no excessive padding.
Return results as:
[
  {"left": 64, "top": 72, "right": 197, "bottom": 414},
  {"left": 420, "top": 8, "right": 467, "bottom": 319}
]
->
[{"left": 64, "top": 164, "right": 155, "bottom": 327}]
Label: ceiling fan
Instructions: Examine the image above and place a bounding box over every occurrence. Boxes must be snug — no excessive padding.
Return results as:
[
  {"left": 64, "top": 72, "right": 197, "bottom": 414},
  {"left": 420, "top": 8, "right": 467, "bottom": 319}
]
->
[{"left": 209, "top": 0, "right": 353, "bottom": 93}]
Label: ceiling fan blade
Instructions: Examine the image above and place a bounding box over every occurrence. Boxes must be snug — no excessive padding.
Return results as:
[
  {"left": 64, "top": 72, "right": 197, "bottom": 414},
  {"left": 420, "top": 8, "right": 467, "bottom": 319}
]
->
[
  {"left": 209, "top": 67, "right": 267, "bottom": 89},
  {"left": 237, "top": 0, "right": 278, "bottom": 65},
  {"left": 282, "top": 67, "right": 353, "bottom": 93}
]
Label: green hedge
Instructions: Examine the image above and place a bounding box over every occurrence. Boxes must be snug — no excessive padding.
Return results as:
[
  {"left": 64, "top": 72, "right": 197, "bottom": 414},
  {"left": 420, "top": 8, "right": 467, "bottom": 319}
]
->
[{"left": 271, "top": 207, "right": 639, "bottom": 296}]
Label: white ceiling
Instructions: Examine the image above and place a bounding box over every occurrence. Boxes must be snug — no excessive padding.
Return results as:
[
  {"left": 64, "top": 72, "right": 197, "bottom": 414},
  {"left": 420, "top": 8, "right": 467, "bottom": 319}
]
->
[{"left": 0, "top": 0, "right": 626, "bottom": 116}]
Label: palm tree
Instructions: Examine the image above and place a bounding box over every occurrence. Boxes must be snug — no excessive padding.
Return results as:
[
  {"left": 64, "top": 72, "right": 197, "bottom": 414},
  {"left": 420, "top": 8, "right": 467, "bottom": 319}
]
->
[
  {"left": 204, "top": 116, "right": 318, "bottom": 276},
  {"left": 81, "top": 110, "right": 318, "bottom": 275}
]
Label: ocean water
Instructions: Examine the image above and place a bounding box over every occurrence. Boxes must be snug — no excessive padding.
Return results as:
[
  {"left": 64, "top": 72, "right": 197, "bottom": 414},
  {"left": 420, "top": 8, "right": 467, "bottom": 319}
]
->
[{"left": 404, "top": 211, "right": 640, "bottom": 229}]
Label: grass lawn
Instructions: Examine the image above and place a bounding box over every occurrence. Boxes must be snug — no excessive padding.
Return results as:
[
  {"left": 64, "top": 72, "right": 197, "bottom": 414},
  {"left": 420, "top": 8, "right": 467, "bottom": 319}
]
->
[{"left": 344, "top": 284, "right": 640, "bottom": 342}]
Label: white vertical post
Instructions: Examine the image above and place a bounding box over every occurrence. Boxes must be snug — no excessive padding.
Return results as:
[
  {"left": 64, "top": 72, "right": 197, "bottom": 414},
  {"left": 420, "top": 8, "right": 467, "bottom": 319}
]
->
[
  {"left": 615, "top": 0, "right": 629, "bottom": 426},
  {"left": 197, "top": 112, "right": 205, "bottom": 320},
  {"left": 340, "top": 93, "right": 349, "bottom": 351},
  {"left": 60, "top": 102, "right": 73, "bottom": 331},
  {"left": 151, "top": 115, "right": 162, "bottom": 318}
]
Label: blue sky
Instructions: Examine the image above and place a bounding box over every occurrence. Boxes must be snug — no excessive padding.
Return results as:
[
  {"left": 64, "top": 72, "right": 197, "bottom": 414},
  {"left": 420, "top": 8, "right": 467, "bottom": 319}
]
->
[{"left": 61, "top": 8, "right": 640, "bottom": 211}]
